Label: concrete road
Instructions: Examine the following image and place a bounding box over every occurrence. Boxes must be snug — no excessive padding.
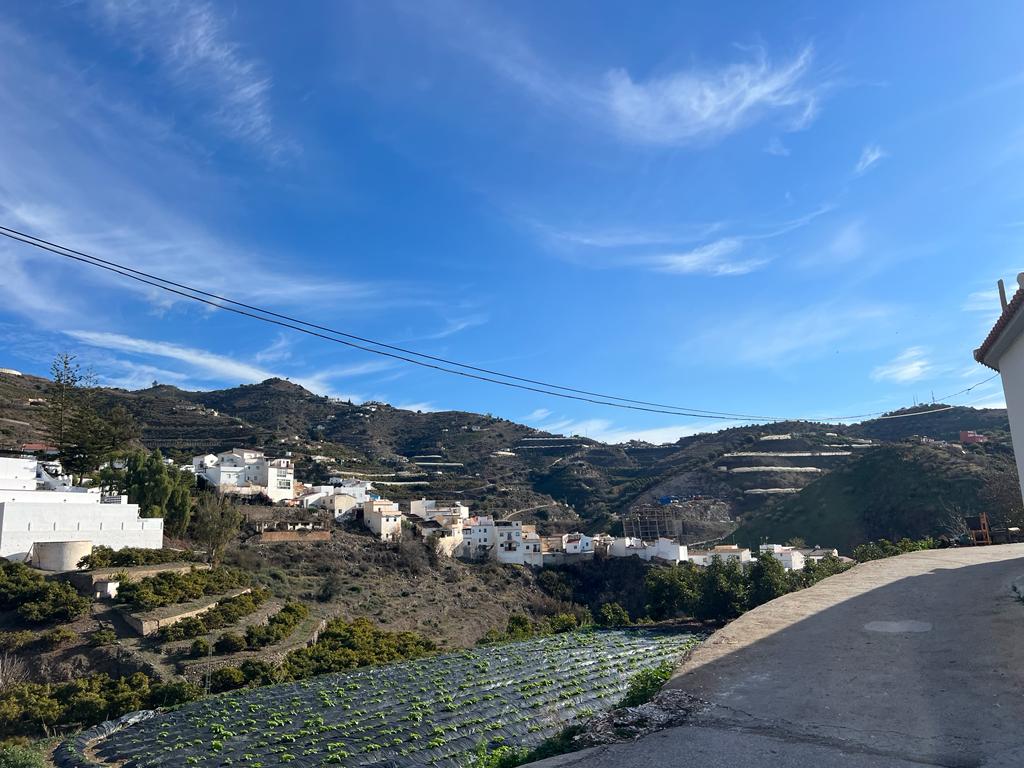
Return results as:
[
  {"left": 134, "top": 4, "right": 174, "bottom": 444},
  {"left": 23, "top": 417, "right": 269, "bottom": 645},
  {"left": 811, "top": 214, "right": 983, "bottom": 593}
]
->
[{"left": 529, "top": 545, "right": 1024, "bottom": 768}]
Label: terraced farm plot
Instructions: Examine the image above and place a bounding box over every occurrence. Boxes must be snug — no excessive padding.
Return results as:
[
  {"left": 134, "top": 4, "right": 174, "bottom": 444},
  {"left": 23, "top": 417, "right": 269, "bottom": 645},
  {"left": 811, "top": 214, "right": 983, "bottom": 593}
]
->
[{"left": 57, "top": 630, "right": 697, "bottom": 768}]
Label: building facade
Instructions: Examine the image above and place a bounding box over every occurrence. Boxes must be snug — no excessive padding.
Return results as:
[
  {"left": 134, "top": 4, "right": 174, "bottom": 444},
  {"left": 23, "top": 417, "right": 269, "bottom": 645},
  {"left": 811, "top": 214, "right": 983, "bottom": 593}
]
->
[{"left": 0, "top": 457, "right": 162, "bottom": 563}]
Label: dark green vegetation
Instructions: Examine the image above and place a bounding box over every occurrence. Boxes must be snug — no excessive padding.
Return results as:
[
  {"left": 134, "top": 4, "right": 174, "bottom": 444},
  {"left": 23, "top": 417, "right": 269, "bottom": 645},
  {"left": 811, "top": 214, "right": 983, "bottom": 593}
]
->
[
  {"left": 0, "top": 673, "right": 199, "bottom": 738},
  {"left": 56, "top": 630, "right": 695, "bottom": 768},
  {"left": 77, "top": 545, "right": 200, "bottom": 570},
  {"left": 155, "top": 589, "right": 271, "bottom": 643},
  {"left": 851, "top": 536, "right": 938, "bottom": 562},
  {"left": 116, "top": 567, "right": 250, "bottom": 612},
  {"left": 618, "top": 661, "right": 675, "bottom": 708},
  {"left": 0, "top": 562, "right": 90, "bottom": 624},
  {"left": 734, "top": 443, "right": 1022, "bottom": 552}
]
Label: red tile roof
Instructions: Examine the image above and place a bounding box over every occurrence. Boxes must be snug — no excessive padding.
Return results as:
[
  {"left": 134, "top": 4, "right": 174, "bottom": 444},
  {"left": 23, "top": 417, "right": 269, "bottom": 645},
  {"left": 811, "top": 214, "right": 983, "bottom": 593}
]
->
[{"left": 974, "top": 287, "right": 1024, "bottom": 370}]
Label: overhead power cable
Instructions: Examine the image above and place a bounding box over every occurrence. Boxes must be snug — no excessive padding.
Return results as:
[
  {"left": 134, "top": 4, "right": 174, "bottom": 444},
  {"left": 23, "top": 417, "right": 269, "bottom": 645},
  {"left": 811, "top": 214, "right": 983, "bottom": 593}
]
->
[
  {"left": 0, "top": 224, "right": 1000, "bottom": 425},
  {"left": 0, "top": 225, "right": 776, "bottom": 421}
]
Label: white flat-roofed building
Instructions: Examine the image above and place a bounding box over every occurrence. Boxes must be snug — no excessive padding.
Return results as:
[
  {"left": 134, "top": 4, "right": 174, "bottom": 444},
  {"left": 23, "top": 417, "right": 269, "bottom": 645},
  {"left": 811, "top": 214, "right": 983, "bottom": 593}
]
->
[
  {"left": 0, "top": 457, "right": 162, "bottom": 563},
  {"left": 191, "top": 449, "right": 295, "bottom": 503},
  {"left": 689, "top": 544, "right": 752, "bottom": 567},
  {"left": 758, "top": 543, "right": 806, "bottom": 571},
  {"left": 363, "top": 499, "right": 402, "bottom": 541},
  {"left": 608, "top": 536, "right": 688, "bottom": 565}
]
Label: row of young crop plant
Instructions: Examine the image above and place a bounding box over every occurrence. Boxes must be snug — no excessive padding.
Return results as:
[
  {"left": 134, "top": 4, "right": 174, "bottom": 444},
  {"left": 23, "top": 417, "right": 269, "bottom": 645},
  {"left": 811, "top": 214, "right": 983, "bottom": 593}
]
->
[{"left": 62, "top": 630, "right": 697, "bottom": 768}]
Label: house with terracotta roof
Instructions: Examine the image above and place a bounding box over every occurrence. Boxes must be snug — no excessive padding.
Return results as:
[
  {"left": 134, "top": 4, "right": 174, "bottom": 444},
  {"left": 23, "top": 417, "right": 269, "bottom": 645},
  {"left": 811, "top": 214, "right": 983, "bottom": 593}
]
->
[{"left": 974, "top": 274, "right": 1024, "bottom": 502}]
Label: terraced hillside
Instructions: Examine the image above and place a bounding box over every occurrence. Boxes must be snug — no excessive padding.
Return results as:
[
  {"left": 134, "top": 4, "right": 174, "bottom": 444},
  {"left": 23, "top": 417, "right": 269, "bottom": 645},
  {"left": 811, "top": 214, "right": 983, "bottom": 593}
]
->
[
  {"left": 1, "top": 367, "right": 1015, "bottom": 546},
  {"left": 57, "top": 629, "right": 697, "bottom": 768}
]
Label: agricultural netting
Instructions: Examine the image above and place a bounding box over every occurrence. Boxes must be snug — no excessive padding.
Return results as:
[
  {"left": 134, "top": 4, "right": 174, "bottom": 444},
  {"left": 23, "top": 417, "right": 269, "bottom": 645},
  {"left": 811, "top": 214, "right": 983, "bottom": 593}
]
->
[{"left": 56, "top": 629, "right": 698, "bottom": 768}]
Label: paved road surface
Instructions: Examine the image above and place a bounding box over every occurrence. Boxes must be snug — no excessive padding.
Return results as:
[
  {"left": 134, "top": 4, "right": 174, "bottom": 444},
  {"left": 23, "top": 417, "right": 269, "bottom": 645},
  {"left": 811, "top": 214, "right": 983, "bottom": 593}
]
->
[{"left": 529, "top": 545, "right": 1024, "bottom": 768}]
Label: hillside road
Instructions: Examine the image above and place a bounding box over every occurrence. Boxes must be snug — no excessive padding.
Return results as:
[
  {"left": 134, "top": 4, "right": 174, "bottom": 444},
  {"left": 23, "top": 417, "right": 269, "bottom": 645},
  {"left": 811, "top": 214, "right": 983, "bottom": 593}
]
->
[{"left": 529, "top": 545, "right": 1024, "bottom": 767}]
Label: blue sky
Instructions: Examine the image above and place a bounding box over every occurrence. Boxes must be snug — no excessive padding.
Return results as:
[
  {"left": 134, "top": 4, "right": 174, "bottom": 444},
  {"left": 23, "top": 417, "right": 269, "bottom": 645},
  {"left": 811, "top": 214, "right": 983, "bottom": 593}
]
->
[{"left": 1, "top": 1, "right": 1022, "bottom": 443}]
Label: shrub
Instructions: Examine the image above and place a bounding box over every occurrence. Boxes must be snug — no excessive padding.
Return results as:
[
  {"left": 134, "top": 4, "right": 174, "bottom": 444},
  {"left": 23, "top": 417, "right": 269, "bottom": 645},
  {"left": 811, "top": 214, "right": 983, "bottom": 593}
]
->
[
  {"left": 280, "top": 617, "right": 436, "bottom": 680},
  {"left": 116, "top": 567, "right": 250, "bottom": 612},
  {"left": 209, "top": 666, "right": 246, "bottom": 693},
  {"left": 78, "top": 545, "right": 199, "bottom": 570},
  {"left": 189, "top": 638, "right": 210, "bottom": 658},
  {"left": 0, "top": 631, "right": 38, "bottom": 653},
  {"left": 39, "top": 627, "right": 77, "bottom": 649},
  {"left": 0, "top": 743, "right": 46, "bottom": 768},
  {"left": 619, "top": 662, "right": 674, "bottom": 708},
  {"left": 597, "top": 602, "right": 631, "bottom": 627},
  {"left": 245, "top": 602, "right": 309, "bottom": 649},
  {"left": 214, "top": 632, "right": 247, "bottom": 654},
  {"left": 89, "top": 628, "right": 118, "bottom": 647}
]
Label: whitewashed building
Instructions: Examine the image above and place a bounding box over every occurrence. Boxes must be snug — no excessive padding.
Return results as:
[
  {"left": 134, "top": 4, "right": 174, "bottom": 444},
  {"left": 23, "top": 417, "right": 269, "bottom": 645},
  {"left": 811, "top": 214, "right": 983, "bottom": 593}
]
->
[
  {"left": 192, "top": 449, "right": 295, "bottom": 503},
  {"left": 461, "top": 515, "right": 496, "bottom": 559},
  {"left": 0, "top": 457, "right": 162, "bottom": 564},
  {"left": 689, "top": 544, "right": 753, "bottom": 567},
  {"left": 758, "top": 543, "right": 806, "bottom": 571},
  {"left": 975, "top": 274, "right": 1024, "bottom": 503},
  {"left": 607, "top": 536, "right": 688, "bottom": 565},
  {"left": 363, "top": 499, "right": 402, "bottom": 541}
]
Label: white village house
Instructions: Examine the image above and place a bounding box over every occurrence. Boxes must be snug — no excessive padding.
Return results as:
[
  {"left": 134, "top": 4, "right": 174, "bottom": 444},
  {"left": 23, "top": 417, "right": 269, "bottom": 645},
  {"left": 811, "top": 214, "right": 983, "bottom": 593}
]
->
[
  {"left": 758, "top": 543, "right": 806, "bottom": 571},
  {"left": 192, "top": 449, "right": 295, "bottom": 503},
  {"left": 0, "top": 456, "right": 162, "bottom": 568},
  {"left": 975, "top": 273, "right": 1024, "bottom": 503},
  {"left": 363, "top": 499, "right": 402, "bottom": 541}
]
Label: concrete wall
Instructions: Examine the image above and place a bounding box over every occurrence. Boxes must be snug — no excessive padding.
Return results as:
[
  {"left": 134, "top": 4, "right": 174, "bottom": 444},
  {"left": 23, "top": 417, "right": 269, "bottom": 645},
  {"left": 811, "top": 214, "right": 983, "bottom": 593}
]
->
[
  {"left": 122, "top": 587, "right": 251, "bottom": 636},
  {"left": 31, "top": 540, "right": 93, "bottom": 572},
  {"left": 0, "top": 457, "right": 37, "bottom": 491},
  {"left": 0, "top": 498, "right": 163, "bottom": 560},
  {"left": 255, "top": 530, "right": 331, "bottom": 544}
]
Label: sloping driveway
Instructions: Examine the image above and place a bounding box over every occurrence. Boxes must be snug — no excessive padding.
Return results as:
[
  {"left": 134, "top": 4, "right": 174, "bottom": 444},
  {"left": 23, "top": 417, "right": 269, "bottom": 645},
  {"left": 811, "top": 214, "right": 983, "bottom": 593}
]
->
[{"left": 531, "top": 545, "right": 1024, "bottom": 768}]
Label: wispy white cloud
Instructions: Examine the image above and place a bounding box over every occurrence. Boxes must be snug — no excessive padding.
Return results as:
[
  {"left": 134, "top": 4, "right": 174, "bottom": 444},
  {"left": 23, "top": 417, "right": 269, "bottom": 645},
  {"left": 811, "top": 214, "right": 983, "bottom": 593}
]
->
[
  {"left": 538, "top": 416, "right": 733, "bottom": 444},
  {"left": 855, "top": 144, "right": 886, "bottom": 175},
  {"left": 254, "top": 334, "right": 292, "bottom": 364},
  {"left": 63, "top": 329, "right": 384, "bottom": 400},
  {"left": 393, "top": 402, "right": 440, "bottom": 413},
  {"left": 0, "top": 24, "right": 376, "bottom": 325},
  {"left": 870, "top": 346, "right": 932, "bottom": 383},
  {"left": 92, "top": 0, "right": 287, "bottom": 156},
  {"left": 418, "top": 315, "right": 488, "bottom": 341},
  {"left": 648, "top": 238, "right": 766, "bottom": 276},
  {"left": 690, "top": 301, "right": 894, "bottom": 367},
  {"left": 66, "top": 330, "right": 279, "bottom": 383},
  {"left": 765, "top": 137, "right": 790, "bottom": 156},
  {"left": 963, "top": 289, "right": 1000, "bottom": 313},
  {"left": 414, "top": 5, "right": 823, "bottom": 147},
  {"left": 524, "top": 408, "right": 552, "bottom": 422},
  {"left": 603, "top": 47, "right": 819, "bottom": 145}
]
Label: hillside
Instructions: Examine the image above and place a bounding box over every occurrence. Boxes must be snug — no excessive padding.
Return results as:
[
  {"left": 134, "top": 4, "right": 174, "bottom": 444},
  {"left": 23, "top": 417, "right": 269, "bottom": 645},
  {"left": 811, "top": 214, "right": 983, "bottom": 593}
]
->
[
  {"left": 732, "top": 441, "right": 1021, "bottom": 552},
  {"left": 0, "top": 368, "right": 1015, "bottom": 548}
]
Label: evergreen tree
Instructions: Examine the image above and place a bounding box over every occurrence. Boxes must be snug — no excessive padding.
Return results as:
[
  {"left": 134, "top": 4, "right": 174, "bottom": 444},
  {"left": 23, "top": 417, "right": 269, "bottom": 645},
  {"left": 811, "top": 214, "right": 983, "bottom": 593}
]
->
[
  {"left": 122, "top": 450, "right": 194, "bottom": 537},
  {"left": 694, "top": 557, "right": 749, "bottom": 622},
  {"left": 749, "top": 552, "right": 790, "bottom": 607},
  {"left": 191, "top": 493, "right": 242, "bottom": 565}
]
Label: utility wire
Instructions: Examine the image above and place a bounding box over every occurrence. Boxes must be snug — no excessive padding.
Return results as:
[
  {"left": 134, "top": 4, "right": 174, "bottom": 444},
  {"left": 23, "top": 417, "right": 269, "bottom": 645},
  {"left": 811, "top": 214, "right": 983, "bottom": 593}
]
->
[
  {"left": 0, "top": 227, "right": 754, "bottom": 421},
  {"left": 0, "top": 225, "right": 775, "bottom": 420},
  {"left": 0, "top": 224, "right": 1000, "bottom": 425}
]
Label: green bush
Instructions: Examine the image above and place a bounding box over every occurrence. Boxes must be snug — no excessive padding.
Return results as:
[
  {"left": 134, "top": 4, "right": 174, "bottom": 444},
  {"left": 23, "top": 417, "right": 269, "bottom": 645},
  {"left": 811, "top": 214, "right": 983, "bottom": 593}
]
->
[
  {"left": 0, "top": 743, "right": 46, "bottom": 768},
  {"left": 0, "top": 672, "right": 200, "bottom": 738},
  {"left": 189, "top": 638, "right": 210, "bottom": 658},
  {"left": 619, "top": 661, "right": 674, "bottom": 707},
  {"left": 280, "top": 617, "right": 435, "bottom": 680},
  {"left": 244, "top": 602, "right": 309, "bottom": 649},
  {"left": 214, "top": 632, "right": 247, "bottom": 654},
  {"left": 89, "top": 628, "right": 118, "bottom": 647},
  {"left": 597, "top": 602, "right": 631, "bottom": 627},
  {"left": 39, "top": 627, "right": 77, "bottom": 648},
  {"left": 78, "top": 545, "right": 199, "bottom": 570},
  {"left": 209, "top": 667, "right": 246, "bottom": 693},
  {"left": 116, "top": 566, "right": 250, "bottom": 612},
  {"left": 0, "top": 562, "right": 90, "bottom": 625}
]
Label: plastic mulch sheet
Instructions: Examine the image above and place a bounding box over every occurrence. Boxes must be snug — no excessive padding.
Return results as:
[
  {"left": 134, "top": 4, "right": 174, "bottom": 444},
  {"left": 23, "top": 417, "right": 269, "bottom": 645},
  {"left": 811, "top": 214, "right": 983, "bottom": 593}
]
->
[{"left": 57, "top": 629, "right": 698, "bottom": 768}]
